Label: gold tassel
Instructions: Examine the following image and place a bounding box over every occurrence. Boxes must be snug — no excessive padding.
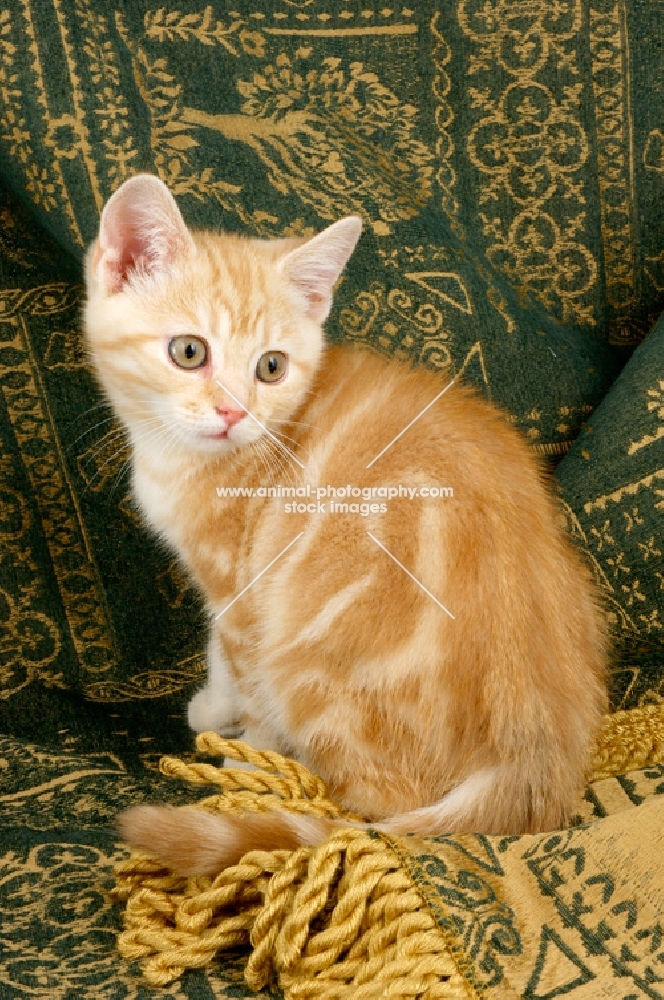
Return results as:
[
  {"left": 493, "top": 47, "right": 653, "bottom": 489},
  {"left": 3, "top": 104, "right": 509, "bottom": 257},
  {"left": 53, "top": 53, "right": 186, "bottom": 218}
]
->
[
  {"left": 114, "top": 705, "right": 664, "bottom": 995},
  {"left": 590, "top": 704, "right": 664, "bottom": 781}
]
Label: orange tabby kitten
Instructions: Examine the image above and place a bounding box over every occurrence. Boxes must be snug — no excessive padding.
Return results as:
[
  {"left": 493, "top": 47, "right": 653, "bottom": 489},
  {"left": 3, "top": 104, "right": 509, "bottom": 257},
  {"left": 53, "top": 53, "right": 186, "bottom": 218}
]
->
[{"left": 85, "top": 175, "right": 607, "bottom": 876}]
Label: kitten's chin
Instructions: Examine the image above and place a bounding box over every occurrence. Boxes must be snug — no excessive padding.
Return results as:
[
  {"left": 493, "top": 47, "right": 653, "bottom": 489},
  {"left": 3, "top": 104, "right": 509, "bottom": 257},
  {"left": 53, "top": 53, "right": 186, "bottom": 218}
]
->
[
  {"left": 166, "top": 421, "right": 264, "bottom": 457},
  {"left": 192, "top": 436, "right": 244, "bottom": 456},
  {"left": 191, "top": 425, "right": 263, "bottom": 455}
]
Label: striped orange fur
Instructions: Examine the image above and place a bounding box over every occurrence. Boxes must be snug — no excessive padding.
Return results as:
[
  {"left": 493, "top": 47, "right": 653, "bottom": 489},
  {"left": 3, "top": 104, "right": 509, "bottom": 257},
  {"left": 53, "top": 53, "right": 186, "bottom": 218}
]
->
[{"left": 87, "top": 176, "right": 608, "bottom": 876}]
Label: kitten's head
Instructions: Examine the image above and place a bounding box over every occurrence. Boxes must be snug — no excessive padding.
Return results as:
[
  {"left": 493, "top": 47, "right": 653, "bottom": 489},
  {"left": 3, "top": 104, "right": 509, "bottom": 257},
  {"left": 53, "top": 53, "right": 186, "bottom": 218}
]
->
[{"left": 84, "top": 174, "right": 361, "bottom": 456}]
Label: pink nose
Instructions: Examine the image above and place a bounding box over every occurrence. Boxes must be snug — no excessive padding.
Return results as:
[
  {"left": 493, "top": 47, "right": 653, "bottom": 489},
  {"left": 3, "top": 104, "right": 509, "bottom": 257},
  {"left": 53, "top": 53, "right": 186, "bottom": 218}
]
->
[{"left": 214, "top": 405, "right": 246, "bottom": 429}]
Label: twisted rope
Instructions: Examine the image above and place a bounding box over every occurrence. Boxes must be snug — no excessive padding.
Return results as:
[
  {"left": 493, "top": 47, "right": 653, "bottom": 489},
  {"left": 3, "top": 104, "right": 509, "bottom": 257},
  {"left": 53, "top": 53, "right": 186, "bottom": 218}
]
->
[
  {"left": 590, "top": 703, "right": 664, "bottom": 781},
  {"left": 114, "top": 705, "right": 664, "bottom": 996}
]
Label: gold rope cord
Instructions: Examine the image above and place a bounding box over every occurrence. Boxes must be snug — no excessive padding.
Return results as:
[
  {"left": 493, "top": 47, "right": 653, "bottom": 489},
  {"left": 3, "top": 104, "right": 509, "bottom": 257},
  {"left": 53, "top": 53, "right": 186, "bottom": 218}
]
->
[
  {"left": 114, "top": 705, "right": 664, "bottom": 996},
  {"left": 588, "top": 703, "right": 664, "bottom": 781}
]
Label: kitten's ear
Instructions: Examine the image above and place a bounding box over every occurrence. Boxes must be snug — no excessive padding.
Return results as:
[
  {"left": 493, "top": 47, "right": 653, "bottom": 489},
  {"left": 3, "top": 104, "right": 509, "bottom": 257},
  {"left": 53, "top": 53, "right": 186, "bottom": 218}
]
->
[
  {"left": 279, "top": 216, "right": 362, "bottom": 322},
  {"left": 92, "top": 174, "right": 194, "bottom": 294}
]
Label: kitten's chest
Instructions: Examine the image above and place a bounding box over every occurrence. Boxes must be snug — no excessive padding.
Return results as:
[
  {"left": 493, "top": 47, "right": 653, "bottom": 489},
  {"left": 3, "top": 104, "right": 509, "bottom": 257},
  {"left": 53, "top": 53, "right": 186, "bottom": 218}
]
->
[
  {"left": 132, "top": 459, "right": 188, "bottom": 544},
  {"left": 132, "top": 454, "right": 262, "bottom": 617},
  {"left": 133, "top": 458, "right": 237, "bottom": 576}
]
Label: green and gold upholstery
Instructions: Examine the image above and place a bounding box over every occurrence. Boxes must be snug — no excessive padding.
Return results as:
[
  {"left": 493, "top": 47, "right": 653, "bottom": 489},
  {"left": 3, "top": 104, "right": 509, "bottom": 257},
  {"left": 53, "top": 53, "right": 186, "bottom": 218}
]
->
[{"left": 0, "top": 3, "right": 662, "bottom": 997}]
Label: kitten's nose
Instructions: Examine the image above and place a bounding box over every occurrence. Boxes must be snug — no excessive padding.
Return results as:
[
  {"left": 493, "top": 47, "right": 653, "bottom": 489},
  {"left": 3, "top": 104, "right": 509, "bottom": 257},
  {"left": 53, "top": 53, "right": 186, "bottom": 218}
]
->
[{"left": 214, "top": 405, "right": 246, "bottom": 429}]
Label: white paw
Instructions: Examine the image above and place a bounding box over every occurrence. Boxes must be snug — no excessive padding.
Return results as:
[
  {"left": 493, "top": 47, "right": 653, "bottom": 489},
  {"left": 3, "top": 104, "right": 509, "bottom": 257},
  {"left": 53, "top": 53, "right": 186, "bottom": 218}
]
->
[{"left": 187, "top": 686, "right": 243, "bottom": 736}]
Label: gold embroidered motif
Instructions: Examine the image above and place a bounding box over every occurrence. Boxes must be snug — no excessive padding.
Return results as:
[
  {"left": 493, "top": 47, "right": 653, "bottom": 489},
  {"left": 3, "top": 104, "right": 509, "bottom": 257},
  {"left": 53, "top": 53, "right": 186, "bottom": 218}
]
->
[
  {"left": 561, "top": 499, "right": 639, "bottom": 635},
  {"left": 456, "top": 339, "right": 489, "bottom": 388},
  {"left": 264, "top": 25, "right": 418, "bottom": 37},
  {"left": 72, "top": 0, "right": 138, "bottom": 192},
  {"left": 644, "top": 128, "right": 664, "bottom": 173},
  {"left": 339, "top": 281, "right": 452, "bottom": 369},
  {"left": 43, "top": 324, "right": 89, "bottom": 371},
  {"left": 459, "top": 0, "right": 598, "bottom": 328},
  {"left": 119, "top": 15, "right": 433, "bottom": 234},
  {"left": 18, "top": 0, "right": 84, "bottom": 243},
  {"left": 84, "top": 653, "right": 206, "bottom": 702},
  {"left": 0, "top": 285, "right": 119, "bottom": 679},
  {"left": 627, "top": 380, "right": 664, "bottom": 455},
  {"left": 116, "top": 12, "right": 264, "bottom": 229},
  {"left": 431, "top": 12, "right": 460, "bottom": 230},
  {"left": 144, "top": 8, "right": 264, "bottom": 55},
  {"left": 589, "top": 0, "right": 638, "bottom": 345},
  {"left": 50, "top": 0, "right": 104, "bottom": 213},
  {"left": 0, "top": 7, "right": 58, "bottom": 217},
  {"left": 404, "top": 272, "right": 473, "bottom": 314},
  {"left": 0, "top": 586, "right": 62, "bottom": 698},
  {"left": 645, "top": 249, "right": 664, "bottom": 293},
  {"left": 180, "top": 53, "right": 433, "bottom": 231},
  {"left": 584, "top": 469, "right": 664, "bottom": 513},
  {"left": 0, "top": 448, "right": 63, "bottom": 698}
]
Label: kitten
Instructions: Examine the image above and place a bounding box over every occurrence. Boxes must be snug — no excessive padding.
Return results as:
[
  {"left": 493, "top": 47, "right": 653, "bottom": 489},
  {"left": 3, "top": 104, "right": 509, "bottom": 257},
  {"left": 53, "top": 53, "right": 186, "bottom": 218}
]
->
[{"left": 85, "top": 175, "right": 608, "bottom": 877}]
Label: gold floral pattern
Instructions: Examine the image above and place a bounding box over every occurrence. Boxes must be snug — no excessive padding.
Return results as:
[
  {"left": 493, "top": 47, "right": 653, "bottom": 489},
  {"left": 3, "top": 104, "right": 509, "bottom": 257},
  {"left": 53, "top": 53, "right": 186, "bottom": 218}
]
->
[{"left": 460, "top": 0, "right": 598, "bottom": 328}]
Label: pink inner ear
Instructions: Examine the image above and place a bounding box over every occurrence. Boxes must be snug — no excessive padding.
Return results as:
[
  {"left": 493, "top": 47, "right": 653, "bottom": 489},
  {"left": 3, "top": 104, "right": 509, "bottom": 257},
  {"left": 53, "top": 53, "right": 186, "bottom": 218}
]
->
[
  {"left": 104, "top": 230, "right": 150, "bottom": 293},
  {"left": 95, "top": 175, "right": 193, "bottom": 295}
]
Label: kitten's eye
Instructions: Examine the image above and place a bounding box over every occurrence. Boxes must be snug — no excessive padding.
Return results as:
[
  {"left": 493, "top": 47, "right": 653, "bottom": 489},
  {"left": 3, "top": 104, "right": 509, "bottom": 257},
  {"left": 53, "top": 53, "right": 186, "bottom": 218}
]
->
[
  {"left": 256, "top": 351, "right": 288, "bottom": 384},
  {"left": 168, "top": 336, "right": 208, "bottom": 370}
]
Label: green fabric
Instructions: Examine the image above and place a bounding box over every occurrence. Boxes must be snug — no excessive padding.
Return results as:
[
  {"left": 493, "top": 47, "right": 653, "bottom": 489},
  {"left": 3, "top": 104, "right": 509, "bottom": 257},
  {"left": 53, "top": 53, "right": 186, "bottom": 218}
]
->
[
  {"left": 2, "top": 0, "right": 662, "bottom": 347},
  {"left": 0, "top": 738, "right": 276, "bottom": 999},
  {"left": 0, "top": 1, "right": 662, "bottom": 997},
  {"left": 558, "top": 313, "right": 664, "bottom": 709},
  {"left": 1, "top": 0, "right": 632, "bottom": 453},
  {"left": 399, "top": 764, "right": 664, "bottom": 999}
]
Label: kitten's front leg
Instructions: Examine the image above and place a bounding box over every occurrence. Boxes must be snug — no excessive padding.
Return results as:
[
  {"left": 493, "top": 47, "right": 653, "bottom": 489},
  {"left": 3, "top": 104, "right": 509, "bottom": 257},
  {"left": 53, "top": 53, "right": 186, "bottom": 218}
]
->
[
  {"left": 227, "top": 719, "right": 295, "bottom": 773},
  {"left": 187, "top": 632, "right": 243, "bottom": 736}
]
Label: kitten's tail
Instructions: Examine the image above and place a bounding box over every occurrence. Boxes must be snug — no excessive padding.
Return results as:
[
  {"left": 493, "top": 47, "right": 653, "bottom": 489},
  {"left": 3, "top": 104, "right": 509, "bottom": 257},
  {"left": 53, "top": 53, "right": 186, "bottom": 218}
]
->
[
  {"left": 118, "top": 805, "right": 345, "bottom": 876},
  {"left": 119, "top": 765, "right": 565, "bottom": 877}
]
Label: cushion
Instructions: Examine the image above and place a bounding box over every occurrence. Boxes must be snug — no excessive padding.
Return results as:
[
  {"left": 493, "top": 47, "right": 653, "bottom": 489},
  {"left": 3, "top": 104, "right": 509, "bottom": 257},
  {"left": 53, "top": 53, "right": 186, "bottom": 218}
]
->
[{"left": 557, "top": 311, "right": 664, "bottom": 709}]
